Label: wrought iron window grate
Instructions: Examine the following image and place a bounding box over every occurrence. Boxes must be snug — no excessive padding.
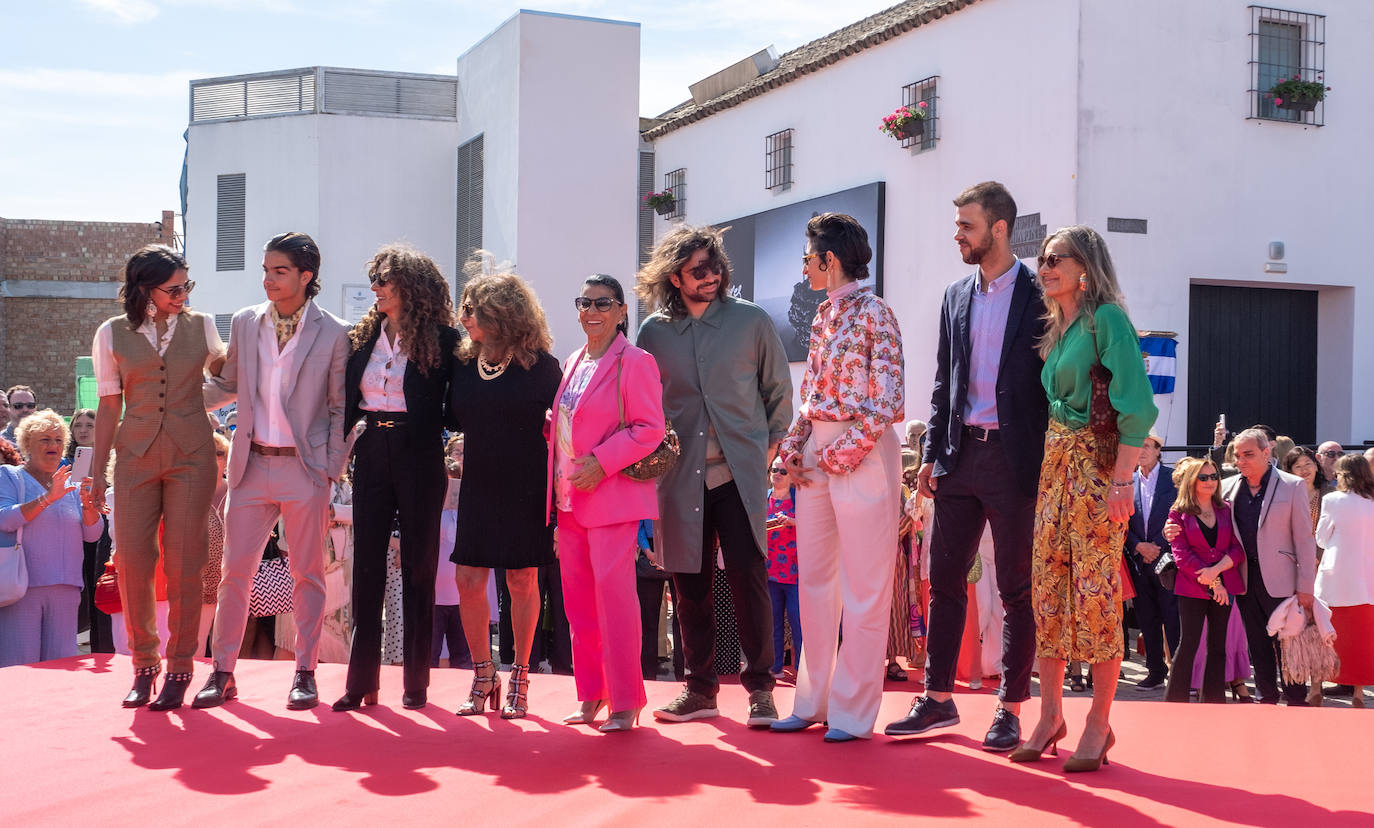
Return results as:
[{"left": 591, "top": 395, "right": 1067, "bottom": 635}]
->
[
  {"left": 664, "top": 168, "right": 686, "bottom": 220},
  {"left": 901, "top": 76, "right": 940, "bottom": 151},
  {"left": 1247, "top": 6, "right": 1325, "bottom": 126},
  {"left": 765, "top": 129, "right": 793, "bottom": 190}
]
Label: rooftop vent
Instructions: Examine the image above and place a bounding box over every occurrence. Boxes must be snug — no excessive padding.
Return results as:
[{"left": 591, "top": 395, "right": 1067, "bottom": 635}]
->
[{"left": 688, "top": 46, "right": 780, "bottom": 106}]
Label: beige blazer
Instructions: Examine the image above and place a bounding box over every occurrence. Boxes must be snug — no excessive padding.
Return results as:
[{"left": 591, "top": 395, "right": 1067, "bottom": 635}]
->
[
  {"left": 204, "top": 300, "right": 350, "bottom": 488},
  {"left": 1222, "top": 468, "right": 1318, "bottom": 599}
]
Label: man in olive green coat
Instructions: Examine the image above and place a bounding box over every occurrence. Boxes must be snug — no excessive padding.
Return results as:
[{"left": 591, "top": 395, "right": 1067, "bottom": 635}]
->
[{"left": 635, "top": 225, "right": 792, "bottom": 728}]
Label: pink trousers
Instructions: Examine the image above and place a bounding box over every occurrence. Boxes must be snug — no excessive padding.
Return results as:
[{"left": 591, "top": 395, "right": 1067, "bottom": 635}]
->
[{"left": 557, "top": 510, "right": 646, "bottom": 711}]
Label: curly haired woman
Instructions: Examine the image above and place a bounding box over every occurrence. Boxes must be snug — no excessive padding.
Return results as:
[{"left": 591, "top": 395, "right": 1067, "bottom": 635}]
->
[{"left": 333, "top": 244, "right": 459, "bottom": 712}]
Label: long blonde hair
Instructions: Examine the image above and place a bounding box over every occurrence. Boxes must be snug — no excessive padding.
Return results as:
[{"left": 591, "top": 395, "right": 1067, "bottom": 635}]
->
[
  {"left": 1171, "top": 457, "right": 1226, "bottom": 516},
  {"left": 1035, "top": 225, "right": 1128, "bottom": 359}
]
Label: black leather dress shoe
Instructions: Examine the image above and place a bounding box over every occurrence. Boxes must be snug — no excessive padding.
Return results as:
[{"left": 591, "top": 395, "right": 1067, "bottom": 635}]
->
[
  {"left": 982, "top": 708, "right": 1021, "bottom": 752},
  {"left": 402, "top": 690, "right": 427, "bottom": 710},
  {"left": 331, "top": 691, "right": 379, "bottom": 712},
  {"left": 287, "top": 670, "right": 318, "bottom": 710},
  {"left": 193, "top": 671, "right": 238, "bottom": 709},
  {"left": 122, "top": 666, "right": 161, "bottom": 708},
  {"left": 149, "top": 672, "right": 193, "bottom": 712},
  {"left": 883, "top": 696, "right": 960, "bottom": 736}
]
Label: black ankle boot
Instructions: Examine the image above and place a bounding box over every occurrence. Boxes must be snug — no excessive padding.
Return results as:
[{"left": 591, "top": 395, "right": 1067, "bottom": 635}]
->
[
  {"left": 149, "top": 671, "right": 193, "bottom": 711},
  {"left": 123, "top": 664, "right": 161, "bottom": 708}
]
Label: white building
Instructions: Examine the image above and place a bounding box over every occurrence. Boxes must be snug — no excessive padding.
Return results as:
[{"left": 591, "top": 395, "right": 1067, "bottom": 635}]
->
[
  {"left": 184, "top": 10, "right": 640, "bottom": 355},
  {"left": 644, "top": 0, "right": 1372, "bottom": 447}
]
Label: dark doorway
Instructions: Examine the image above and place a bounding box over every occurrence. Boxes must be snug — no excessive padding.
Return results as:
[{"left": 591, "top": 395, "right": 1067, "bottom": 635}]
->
[{"left": 1187, "top": 284, "right": 1318, "bottom": 445}]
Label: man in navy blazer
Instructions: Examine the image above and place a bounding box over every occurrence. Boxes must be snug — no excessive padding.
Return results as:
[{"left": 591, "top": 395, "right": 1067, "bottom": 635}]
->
[
  {"left": 1124, "top": 433, "right": 1178, "bottom": 690},
  {"left": 885, "top": 182, "right": 1048, "bottom": 750}
]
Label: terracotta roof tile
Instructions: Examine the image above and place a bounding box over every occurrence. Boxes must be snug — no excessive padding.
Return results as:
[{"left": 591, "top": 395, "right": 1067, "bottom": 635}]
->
[{"left": 643, "top": 0, "right": 983, "bottom": 139}]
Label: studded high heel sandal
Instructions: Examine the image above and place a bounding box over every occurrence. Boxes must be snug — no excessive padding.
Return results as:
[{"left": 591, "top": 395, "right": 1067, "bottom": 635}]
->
[
  {"left": 501, "top": 664, "right": 529, "bottom": 719},
  {"left": 123, "top": 664, "right": 162, "bottom": 708},
  {"left": 456, "top": 660, "right": 502, "bottom": 716}
]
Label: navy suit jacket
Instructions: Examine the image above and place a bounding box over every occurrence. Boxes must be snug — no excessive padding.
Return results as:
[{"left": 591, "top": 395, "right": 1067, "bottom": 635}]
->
[
  {"left": 1126, "top": 463, "right": 1177, "bottom": 565},
  {"left": 923, "top": 262, "right": 1048, "bottom": 496}
]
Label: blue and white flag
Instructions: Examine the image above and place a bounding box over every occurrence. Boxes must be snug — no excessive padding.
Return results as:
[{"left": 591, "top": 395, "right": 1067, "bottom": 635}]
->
[{"left": 1139, "top": 335, "right": 1176, "bottom": 395}]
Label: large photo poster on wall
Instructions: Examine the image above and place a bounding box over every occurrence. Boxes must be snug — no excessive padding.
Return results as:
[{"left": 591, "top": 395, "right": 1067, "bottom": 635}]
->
[{"left": 718, "top": 182, "right": 885, "bottom": 362}]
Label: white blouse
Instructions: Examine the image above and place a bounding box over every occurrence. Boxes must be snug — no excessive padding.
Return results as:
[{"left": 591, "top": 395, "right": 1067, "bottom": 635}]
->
[
  {"left": 91, "top": 312, "right": 225, "bottom": 397},
  {"left": 360, "top": 331, "right": 409, "bottom": 412},
  {"left": 1314, "top": 491, "right": 1374, "bottom": 607}
]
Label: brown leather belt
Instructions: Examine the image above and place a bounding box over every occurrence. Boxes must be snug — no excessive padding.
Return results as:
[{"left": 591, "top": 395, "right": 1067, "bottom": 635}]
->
[{"left": 250, "top": 442, "right": 297, "bottom": 457}]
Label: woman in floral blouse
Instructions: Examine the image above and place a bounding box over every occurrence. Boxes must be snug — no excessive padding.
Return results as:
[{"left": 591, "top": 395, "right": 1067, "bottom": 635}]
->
[
  {"left": 772, "top": 212, "right": 904, "bottom": 742},
  {"left": 766, "top": 463, "right": 800, "bottom": 679}
]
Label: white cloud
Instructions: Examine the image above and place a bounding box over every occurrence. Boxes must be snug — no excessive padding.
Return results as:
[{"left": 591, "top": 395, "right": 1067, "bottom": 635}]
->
[{"left": 80, "top": 0, "right": 161, "bottom": 24}]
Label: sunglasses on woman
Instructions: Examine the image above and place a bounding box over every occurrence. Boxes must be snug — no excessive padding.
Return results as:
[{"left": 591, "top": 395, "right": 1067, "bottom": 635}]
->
[
  {"left": 573, "top": 297, "right": 621, "bottom": 312},
  {"left": 1197, "top": 472, "right": 1220, "bottom": 482},
  {"left": 153, "top": 280, "right": 196, "bottom": 299},
  {"left": 1036, "top": 252, "right": 1078, "bottom": 270},
  {"left": 770, "top": 467, "right": 786, "bottom": 475},
  {"left": 368, "top": 271, "right": 390, "bottom": 287}
]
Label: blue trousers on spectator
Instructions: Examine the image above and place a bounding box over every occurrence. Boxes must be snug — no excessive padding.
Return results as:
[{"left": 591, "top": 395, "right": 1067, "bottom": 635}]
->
[{"left": 768, "top": 579, "right": 801, "bottom": 674}]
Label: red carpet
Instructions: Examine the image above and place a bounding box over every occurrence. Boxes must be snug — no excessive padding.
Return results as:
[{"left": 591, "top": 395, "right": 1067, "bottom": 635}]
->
[{"left": 3, "top": 655, "right": 1372, "bottom": 826}]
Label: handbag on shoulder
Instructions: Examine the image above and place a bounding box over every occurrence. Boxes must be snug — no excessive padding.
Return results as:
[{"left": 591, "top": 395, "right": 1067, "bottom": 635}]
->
[
  {"left": 0, "top": 526, "right": 28, "bottom": 608},
  {"left": 615, "top": 353, "right": 680, "bottom": 481}
]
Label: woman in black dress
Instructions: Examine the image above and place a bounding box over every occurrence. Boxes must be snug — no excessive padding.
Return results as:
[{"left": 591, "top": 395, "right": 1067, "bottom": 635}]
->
[
  {"left": 333, "top": 244, "right": 458, "bottom": 712},
  {"left": 450, "top": 272, "right": 561, "bottom": 718}
]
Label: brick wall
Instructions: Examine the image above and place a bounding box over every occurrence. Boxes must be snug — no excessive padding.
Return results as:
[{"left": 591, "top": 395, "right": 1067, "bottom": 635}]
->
[{"left": 0, "top": 211, "right": 175, "bottom": 414}]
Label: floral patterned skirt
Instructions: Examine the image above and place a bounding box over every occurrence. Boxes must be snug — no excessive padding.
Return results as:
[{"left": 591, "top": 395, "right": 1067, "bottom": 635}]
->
[{"left": 1032, "top": 420, "right": 1125, "bottom": 663}]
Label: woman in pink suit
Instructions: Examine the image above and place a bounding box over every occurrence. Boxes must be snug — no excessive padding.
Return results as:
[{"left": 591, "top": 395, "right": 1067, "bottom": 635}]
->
[{"left": 547, "top": 274, "right": 666, "bottom": 733}]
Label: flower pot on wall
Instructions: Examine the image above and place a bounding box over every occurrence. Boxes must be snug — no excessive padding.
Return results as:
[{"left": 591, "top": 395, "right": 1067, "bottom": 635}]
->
[
  {"left": 1276, "top": 98, "right": 1318, "bottom": 112},
  {"left": 894, "top": 121, "right": 925, "bottom": 142},
  {"left": 653, "top": 200, "right": 675, "bottom": 216}
]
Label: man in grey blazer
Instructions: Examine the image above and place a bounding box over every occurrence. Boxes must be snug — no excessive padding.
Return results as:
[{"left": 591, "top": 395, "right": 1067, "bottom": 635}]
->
[
  {"left": 193, "top": 232, "right": 350, "bottom": 710},
  {"left": 1169, "top": 427, "right": 1316, "bottom": 705}
]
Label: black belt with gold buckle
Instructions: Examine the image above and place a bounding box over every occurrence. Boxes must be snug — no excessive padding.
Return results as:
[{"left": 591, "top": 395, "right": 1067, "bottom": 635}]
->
[{"left": 365, "top": 412, "right": 409, "bottom": 429}]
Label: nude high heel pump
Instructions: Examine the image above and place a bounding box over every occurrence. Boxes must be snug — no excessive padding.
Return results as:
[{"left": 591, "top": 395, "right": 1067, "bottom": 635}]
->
[
  {"left": 1063, "top": 728, "right": 1115, "bottom": 773},
  {"left": 562, "top": 699, "right": 607, "bottom": 725},
  {"left": 1008, "top": 721, "right": 1067, "bottom": 763},
  {"left": 598, "top": 707, "right": 643, "bottom": 733}
]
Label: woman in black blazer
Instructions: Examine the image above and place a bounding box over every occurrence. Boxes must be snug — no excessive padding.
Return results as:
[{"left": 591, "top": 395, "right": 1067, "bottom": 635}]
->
[{"left": 333, "top": 244, "right": 459, "bottom": 712}]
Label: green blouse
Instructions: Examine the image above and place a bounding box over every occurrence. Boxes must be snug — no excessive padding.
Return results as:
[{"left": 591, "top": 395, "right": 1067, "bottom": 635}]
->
[{"left": 1041, "top": 303, "right": 1158, "bottom": 447}]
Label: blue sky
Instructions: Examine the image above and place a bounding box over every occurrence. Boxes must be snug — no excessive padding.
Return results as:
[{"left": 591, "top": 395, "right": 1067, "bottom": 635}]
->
[{"left": 0, "top": 0, "right": 896, "bottom": 223}]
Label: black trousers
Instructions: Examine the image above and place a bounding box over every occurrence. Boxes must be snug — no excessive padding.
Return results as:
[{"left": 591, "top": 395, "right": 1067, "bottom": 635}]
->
[
  {"left": 81, "top": 519, "right": 115, "bottom": 654},
  {"left": 925, "top": 434, "right": 1036, "bottom": 702},
  {"left": 1236, "top": 561, "right": 1308, "bottom": 705},
  {"left": 346, "top": 426, "right": 446, "bottom": 695},
  {"left": 1128, "top": 558, "right": 1180, "bottom": 677},
  {"left": 495, "top": 565, "right": 573, "bottom": 671},
  {"left": 1166, "top": 595, "right": 1231, "bottom": 703},
  {"left": 670, "top": 481, "right": 774, "bottom": 697},
  {"left": 637, "top": 576, "right": 683, "bottom": 680}
]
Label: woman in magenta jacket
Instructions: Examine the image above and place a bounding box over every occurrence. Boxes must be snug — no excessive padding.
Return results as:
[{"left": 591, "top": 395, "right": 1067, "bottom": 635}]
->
[
  {"left": 546, "top": 274, "right": 666, "bottom": 733},
  {"left": 1164, "top": 457, "right": 1246, "bottom": 704}
]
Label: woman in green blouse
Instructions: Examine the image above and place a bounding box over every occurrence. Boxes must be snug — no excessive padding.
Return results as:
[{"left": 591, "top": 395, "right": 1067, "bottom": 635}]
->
[{"left": 1009, "top": 225, "right": 1157, "bottom": 772}]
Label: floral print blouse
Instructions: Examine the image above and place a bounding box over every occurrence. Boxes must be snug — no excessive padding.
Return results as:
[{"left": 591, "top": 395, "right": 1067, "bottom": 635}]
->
[
  {"left": 766, "top": 491, "right": 798, "bottom": 584},
  {"left": 781, "top": 282, "right": 904, "bottom": 474}
]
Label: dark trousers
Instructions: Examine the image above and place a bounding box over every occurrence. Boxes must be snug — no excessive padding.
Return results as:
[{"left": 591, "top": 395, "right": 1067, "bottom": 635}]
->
[
  {"left": 768, "top": 579, "right": 801, "bottom": 674},
  {"left": 346, "top": 427, "right": 445, "bottom": 695},
  {"left": 496, "top": 569, "right": 514, "bottom": 665},
  {"left": 636, "top": 577, "right": 683, "bottom": 680},
  {"left": 81, "top": 521, "right": 115, "bottom": 654},
  {"left": 430, "top": 604, "right": 473, "bottom": 668},
  {"left": 1236, "top": 559, "right": 1307, "bottom": 705},
  {"left": 1166, "top": 595, "right": 1231, "bottom": 703},
  {"left": 541, "top": 563, "right": 574, "bottom": 673},
  {"left": 1129, "top": 559, "right": 1180, "bottom": 677},
  {"left": 671, "top": 481, "right": 775, "bottom": 697},
  {"left": 925, "top": 435, "right": 1036, "bottom": 702}
]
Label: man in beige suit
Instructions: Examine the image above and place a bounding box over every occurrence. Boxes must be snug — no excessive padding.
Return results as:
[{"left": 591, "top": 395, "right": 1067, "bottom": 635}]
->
[{"left": 193, "top": 232, "right": 350, "bottom": 710}]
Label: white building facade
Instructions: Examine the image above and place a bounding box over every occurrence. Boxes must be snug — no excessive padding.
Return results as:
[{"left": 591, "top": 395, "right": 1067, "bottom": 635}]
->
[{"left": 644, "top": 0, "right": 1372, "bottom": 447}]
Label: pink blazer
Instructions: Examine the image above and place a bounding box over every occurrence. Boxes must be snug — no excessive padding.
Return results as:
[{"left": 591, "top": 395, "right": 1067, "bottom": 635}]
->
[
  {"left": 545, "top": 334, "right": 666, "bottom": 528},
  {"left": 1168, "top": 506, "right": 1247, "bottom": 600}
]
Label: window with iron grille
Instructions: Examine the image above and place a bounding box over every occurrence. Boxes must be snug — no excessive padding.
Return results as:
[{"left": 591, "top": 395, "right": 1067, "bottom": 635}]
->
[
  {"left": 1248, "top": 6, "right": 1325, "bottom": 126},
  {"left": 765, "top": 129, "right": 793, "bottom": 190},
  {"left": 455, "top": 135, "right": 484, "bottom": 297},
  {"left": 215, "top": 173, "right": 246, "bottom": 271},
  {"left": 901, "top": 76, "right": 940, "bottom": 151},
  {"left": 663, "top": 168, "right": 686, "bottom": 220}
]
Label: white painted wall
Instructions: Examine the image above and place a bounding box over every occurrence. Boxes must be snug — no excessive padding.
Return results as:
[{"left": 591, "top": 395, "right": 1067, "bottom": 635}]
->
[
  {"left": 648, "top": 0, "right": 1082, "bottom": 432},
  {"left": 185, "top": 109, "right": 458, "bottom": 321},
  {"left": 1076, "top": 0, "right": 1374, "bottom": 444},
  {"left": 456, "top": 17, "right": 522, "bottom": 270}
]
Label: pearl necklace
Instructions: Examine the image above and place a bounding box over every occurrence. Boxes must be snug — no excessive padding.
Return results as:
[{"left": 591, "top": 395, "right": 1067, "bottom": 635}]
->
[{"left": 477, "top": 352, "right": 512, "bottom": 381}]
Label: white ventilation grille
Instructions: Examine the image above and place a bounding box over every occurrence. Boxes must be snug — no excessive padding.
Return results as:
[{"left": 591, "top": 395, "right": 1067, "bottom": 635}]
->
[{"left": 191, "top": 67, "right": 456, "bottom": 123}]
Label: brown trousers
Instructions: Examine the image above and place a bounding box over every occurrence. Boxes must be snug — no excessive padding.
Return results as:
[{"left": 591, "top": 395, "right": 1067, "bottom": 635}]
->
[{"left": 114, "top": 430, "right": 217, "bottom": 673}]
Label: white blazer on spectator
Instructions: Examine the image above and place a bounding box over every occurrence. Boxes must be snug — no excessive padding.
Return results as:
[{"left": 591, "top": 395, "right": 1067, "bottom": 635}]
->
[{"left": 1314, "top": 490, "right": 1374, "bottom": 607}]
